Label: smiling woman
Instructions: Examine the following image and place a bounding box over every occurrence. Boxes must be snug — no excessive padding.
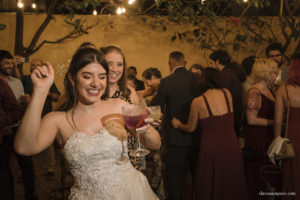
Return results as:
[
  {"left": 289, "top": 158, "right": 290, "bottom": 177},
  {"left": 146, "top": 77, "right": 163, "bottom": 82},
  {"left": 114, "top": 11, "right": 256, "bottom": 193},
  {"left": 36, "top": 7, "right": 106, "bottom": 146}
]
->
[
  {"left": 13, "top": 47, "right": 160, "bottom": 200},
  {"left": 99, "top": 45, "right": 145, "bottom": 171}
]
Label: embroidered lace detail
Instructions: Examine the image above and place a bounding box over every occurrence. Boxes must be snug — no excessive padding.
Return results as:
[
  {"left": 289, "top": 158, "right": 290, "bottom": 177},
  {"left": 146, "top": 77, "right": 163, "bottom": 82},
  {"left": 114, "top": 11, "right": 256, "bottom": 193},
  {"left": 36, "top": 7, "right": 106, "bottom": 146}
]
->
[{"left": 64, "top": 128, "right": 158, "bottom": 200}]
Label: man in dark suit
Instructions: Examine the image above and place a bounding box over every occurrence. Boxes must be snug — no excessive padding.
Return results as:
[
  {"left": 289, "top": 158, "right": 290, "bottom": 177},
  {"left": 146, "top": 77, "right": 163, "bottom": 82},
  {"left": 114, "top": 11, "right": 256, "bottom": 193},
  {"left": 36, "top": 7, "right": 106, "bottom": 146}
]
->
[{"left": 151, "top": 51, "right": 197, "bottom": 200}]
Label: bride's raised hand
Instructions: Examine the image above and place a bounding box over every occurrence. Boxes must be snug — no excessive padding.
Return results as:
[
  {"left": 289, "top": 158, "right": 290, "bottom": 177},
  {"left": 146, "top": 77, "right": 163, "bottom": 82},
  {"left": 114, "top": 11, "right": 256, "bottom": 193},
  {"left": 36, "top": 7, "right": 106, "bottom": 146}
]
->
[{"left": 31, "top": 62, "right": 54, "bottom": 92}]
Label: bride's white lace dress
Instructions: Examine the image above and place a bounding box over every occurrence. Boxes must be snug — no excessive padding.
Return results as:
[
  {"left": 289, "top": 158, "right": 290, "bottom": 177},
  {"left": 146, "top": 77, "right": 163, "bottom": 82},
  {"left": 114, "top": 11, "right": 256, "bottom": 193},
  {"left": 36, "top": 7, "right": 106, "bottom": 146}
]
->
[{"left": 64, "top": 128, "right": 159, "bottom": 200}]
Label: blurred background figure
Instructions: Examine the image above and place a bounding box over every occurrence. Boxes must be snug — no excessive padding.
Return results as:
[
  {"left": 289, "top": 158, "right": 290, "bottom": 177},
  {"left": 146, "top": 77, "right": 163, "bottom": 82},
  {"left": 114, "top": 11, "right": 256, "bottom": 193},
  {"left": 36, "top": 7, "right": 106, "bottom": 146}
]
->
[
  {"left": 0, "top": 49, "right": 38, "bottom": 200},
  {"left": 172, "top": 67, "right": 248, "bottom": 200},
  {"left": 244, "top": 58, "right": 279, "bottom": 199},
  {"left": 189, "top": 64, "right": 203, "bottom": 76},
  {"left": 274, "top": 52, "right": 300, "bottom": 199},
  {"left": 0, "top": 79, "right": 22, "bottom": 200},
  {"left": 242, "top": 56, "right": 256, "bottom": 95},
  {"left": 126, "top": 73, "right": 137, "bottom": 90},
  {"left": 137, "top": 67, "right": 162, "bottom": 99},
  {"left": 266, "top": 42, "right": 289, "bottom": 84},
  {"left": 151, "top": 51, "right": 198, "bottom": 200},
  {"left": 209, "top": 50, "right": 243, "bottom": 137},
  {"left": 128, "top": 66, "right": 145, "bottom": 91}
]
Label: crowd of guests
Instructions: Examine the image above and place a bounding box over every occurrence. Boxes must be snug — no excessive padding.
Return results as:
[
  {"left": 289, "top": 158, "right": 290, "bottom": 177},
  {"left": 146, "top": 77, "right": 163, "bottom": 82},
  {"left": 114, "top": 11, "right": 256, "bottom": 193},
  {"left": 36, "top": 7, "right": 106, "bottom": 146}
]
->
[{"left": 0, "top": 41, "right": 299, "bottom": 200}]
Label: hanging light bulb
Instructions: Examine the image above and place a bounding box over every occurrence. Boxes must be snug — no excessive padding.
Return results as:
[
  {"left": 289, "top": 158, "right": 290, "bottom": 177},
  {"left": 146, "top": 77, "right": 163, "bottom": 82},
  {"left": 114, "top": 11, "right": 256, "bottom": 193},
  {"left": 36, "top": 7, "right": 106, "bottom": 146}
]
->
[
  {"left": 243, "top": 0, "right": 248, "bottom": 2},
  {"left": 17, "top": 0, "right": 24, "bottom": 8},
  {"left": 32, "top": 3, "right": 37, "bottom": 9},
  {"left": 93, "top": 9, "right": 97, "bottom": 15},
  {"left": 128, "top": 0, "right": 135, "bottom": 5},
  {"left": 116, "top": 7, "right": 122, "bottom": 15}
]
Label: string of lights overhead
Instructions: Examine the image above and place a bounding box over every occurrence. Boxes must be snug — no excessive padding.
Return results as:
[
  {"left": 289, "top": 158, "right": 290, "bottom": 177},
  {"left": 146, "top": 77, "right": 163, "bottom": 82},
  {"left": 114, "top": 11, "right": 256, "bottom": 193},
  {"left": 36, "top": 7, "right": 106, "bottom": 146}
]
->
[{"left": 16, "top": 0, "right": 137, "bottom": 15}]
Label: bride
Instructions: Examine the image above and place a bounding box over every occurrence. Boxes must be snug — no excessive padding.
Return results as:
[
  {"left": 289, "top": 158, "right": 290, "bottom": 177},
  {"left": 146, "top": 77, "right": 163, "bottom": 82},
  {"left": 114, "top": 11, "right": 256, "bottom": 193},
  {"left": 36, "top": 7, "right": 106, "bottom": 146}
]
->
[{"left": 14, "top": 48, "right": 160, "bottom": 200}]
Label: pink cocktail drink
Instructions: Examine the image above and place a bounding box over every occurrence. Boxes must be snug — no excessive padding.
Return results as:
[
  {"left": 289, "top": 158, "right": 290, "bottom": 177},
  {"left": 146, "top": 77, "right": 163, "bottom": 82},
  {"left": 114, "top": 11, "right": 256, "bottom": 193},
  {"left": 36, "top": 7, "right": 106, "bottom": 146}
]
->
[{"left": 123, "top": 113, "right": 148, "bottom": 130}]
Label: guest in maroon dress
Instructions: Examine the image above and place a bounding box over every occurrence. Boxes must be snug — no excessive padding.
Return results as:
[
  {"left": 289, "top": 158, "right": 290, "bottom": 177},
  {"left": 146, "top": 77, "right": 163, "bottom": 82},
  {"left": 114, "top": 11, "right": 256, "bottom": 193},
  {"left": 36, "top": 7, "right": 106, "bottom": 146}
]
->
[
  {"left": 274, "top": 52, "right": 300, "bottom": 200},
  {"left": 172, "top": 68, "right": 248, "bottom": 200},
  {"left": 244, "top": 58, "right": 279, "bottom": 199}
]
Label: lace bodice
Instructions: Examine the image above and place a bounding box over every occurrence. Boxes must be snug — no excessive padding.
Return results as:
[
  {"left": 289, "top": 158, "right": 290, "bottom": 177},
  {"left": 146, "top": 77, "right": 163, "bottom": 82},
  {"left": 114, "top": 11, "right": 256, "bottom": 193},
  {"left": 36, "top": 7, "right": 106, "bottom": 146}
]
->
[{"left": 64, "top": 128, "right": 158, "bottom": 200}]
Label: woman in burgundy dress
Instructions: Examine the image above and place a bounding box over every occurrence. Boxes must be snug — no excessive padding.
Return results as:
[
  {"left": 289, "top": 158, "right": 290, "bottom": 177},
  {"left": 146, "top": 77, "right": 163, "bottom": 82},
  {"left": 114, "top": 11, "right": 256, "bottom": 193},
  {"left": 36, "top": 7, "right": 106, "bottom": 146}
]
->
[
  {"left": 172, "top": 68, "right": 248, "bottom": 200},
  {"left": 274, "top": 52, "right": 300, "bottom": 200},
  {"left": 244, "top": 58, "right": 279, "bottom": 199}
]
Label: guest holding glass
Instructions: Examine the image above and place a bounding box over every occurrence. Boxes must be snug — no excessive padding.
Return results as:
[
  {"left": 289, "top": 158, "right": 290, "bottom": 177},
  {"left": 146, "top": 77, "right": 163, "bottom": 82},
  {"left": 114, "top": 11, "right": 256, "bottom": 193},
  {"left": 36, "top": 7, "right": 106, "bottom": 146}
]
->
[
  {"left": 274, "top": 52, "right": 300, "bottom": 199},
  {"left": 172, "top": 67, "right": 248, "bottom": 200},
  {"left": 14, "top": 47, "right": 160, "bottom": 199},
  {"left": 99, "top": 45, "right": 146, "bottom": 171},
  {"left": 244, "top": 58, "right": 279, "bottom": 199}
]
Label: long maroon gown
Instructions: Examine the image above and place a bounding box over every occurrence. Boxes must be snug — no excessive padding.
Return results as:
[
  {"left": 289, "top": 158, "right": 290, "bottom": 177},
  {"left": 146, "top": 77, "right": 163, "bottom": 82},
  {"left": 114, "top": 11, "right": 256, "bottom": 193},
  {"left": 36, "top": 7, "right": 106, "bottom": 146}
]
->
[
  {"left": 244, "top": 88, "right": 276, "bottom": 200},
  {"left": 193, "top": 89, "right": 248, "bottom": 200},
  {"left": 282, "top": 87, "right": 300, "bottom": 200}
]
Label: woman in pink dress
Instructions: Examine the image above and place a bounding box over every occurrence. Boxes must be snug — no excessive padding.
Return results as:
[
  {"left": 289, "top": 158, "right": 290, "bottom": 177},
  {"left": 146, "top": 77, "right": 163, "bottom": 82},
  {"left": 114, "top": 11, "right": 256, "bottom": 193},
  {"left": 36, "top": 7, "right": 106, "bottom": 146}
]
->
[{"left": 274, "top": 52, "right": 300, "bottom": 200}]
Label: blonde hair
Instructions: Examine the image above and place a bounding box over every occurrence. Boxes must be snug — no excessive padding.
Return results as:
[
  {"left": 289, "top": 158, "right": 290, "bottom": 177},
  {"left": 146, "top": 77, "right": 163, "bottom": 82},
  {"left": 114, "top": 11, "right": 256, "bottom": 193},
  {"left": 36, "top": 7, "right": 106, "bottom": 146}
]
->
[{"left": 251, "top": 58, "right": 278, "bottom": 84}]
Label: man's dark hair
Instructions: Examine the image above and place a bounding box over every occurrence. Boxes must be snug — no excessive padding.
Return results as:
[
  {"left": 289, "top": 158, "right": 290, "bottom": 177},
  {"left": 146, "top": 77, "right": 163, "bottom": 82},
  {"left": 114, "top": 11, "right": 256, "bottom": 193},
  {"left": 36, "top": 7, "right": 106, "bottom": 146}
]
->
[
  {"left": 169, "top": 51, "right": 184, "bottom": 61},
  {"left": 128, "top": 66, "right": 137, "bottom": 73},
  {"left": 190, "top": 64, "right": 203, "bottom": 72},
  {"left": 0, "top": 50, "right": 13, "bottom": 62},
  {"left": 266, "top": 42, "right": 284, "bottom": 56},
  {"left": 209, "top": 50, "right": 231, "bottom": 66},
  {"left": 241, "top": 56, "right": 256, "bottom": 76},
  {"left": 142, "top": 68, "right": 162, "bottom": 80}
]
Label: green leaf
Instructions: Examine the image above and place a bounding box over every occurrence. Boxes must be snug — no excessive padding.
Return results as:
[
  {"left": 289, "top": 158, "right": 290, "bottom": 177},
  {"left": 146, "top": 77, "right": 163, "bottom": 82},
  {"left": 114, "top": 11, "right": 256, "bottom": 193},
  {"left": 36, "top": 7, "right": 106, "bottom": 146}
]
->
[
  {"left": 141, "top": 17, "right": 147, "bottom": 23},
  {"left": 177, "top": 32, "right": 182, "bottom": 39},
  {"left": 171, "top": 34, "right": 177, "bottom": 41},
  {"left": 0, "top": 23, "right": 6, "bottom": 31},
  {"left": 193, "top": 29, "right": 200, "bottom": 37}
]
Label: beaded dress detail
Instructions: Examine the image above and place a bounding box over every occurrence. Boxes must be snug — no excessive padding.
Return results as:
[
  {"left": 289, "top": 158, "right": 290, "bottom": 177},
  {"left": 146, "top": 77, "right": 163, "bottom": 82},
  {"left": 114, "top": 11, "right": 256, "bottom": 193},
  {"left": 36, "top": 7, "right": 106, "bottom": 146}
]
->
[{"left": 63, "top": 128, "right": 158, "bottom": 200}]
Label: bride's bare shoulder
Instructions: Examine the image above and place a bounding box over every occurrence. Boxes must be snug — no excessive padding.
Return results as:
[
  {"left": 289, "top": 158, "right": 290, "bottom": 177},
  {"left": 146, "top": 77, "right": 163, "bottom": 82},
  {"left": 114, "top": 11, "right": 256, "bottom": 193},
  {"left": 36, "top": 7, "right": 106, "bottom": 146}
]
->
[{"left": 41, "top": 111, "right": 67, "bottom": 123}]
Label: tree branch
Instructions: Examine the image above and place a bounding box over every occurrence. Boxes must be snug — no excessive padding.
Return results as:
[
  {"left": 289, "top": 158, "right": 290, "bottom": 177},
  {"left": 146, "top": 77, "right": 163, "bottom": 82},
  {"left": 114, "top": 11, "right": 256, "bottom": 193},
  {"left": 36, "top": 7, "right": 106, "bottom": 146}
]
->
[
  {"left": 239, "top": 2, "right": 252, "bottom": 18},
  {"left": 25, "top": 0, "right": 59, "bottom": 56},
  {"left": 291, "top": 0, "right": 300, "bottom": 16},
  {"left": 31, "top": 20, "right": 99, "bottom": 54},
  {"left": 284, "top": 0, "right": 292, "bottom": 16}
]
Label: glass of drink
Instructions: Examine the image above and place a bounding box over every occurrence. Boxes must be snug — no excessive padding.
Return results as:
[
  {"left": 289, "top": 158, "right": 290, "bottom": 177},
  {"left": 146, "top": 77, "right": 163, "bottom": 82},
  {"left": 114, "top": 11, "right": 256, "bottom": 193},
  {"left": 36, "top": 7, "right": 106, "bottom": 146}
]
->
[
  {"left": 101, "top": 114, "right": 129, "bottom": 165},
  {"left": 122, "top": 103, "right": 150, "bottom": 157},
  {"left": 148, "top": 105, "right": 161, "bottom": 121}
]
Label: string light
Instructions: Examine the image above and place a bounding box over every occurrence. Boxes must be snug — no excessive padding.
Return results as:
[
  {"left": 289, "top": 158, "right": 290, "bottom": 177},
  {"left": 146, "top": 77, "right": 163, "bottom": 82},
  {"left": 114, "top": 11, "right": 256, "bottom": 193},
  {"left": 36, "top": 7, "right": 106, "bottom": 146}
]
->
[
  {"left": 17, "top": 0, "right": 24, "bottom": 8},
  {"left": 32, "top": 2, "right": 37, "bottom": 9},
  {"left": 93, "top": 9, "right": 97, "bottom": 15},
  {"left": 128, "top": 0, "right": 135, "bottom": 5},
  {"left": 116, "top": 7, "right": 126, "bottom": 15}
]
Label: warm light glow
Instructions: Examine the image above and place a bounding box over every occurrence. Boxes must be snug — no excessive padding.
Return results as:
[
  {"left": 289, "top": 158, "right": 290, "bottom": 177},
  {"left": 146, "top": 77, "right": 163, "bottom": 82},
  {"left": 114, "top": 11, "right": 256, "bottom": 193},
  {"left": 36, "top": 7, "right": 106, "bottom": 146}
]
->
[
  {"left": 128, "top": 0, "right": 135, "bottom": 5},
  {"left": 243, "top": 0, "right": 248, "bottom": 2},
  {"left": 93, "top": 9, "right": 97, "bottom": 15},
  {"left": 17, "top": 1, "right": 24, "bottom": 8},
  {"left": 32, "top": 3, "right": 37, "bottom": 9},
  {"left": 117, "top": 7, "right": 122, "bottom": 15},
  {"left": 201, "top": 0, "right": 205, "bottom": 4},
  {"left": 122, "top": 7, "right": 126, "bottom": 13}
]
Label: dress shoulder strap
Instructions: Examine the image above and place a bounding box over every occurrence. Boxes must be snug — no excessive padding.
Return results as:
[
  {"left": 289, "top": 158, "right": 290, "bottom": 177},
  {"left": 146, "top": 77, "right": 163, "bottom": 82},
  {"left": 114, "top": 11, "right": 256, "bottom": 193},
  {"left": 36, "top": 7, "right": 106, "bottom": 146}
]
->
[
  {"left": 285, "top": 84, "right": 290, "bottom": 102},
  {"left": 221, "top": 89, "right": 231, "bottom": 113},
  {"left": 202, "top": 94, "right": 213, "bottom": 117}
]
